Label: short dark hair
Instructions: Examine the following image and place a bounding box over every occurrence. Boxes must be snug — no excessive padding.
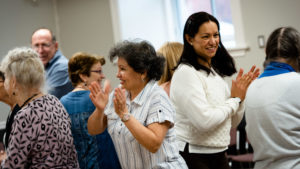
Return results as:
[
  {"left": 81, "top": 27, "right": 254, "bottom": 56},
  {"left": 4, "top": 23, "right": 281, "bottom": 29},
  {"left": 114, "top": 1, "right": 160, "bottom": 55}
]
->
[
  {"left": 68, "top": 52, "right": 105, "bottom": 87},
  {"left": 265, "top": 27, "right": 300, "bottom": 70},
  {"left": 31, "top": 27, "right": 56, "bottom": 43},
  {"left": 109, "top": 40, "right": 165, "bottom": 81},
  {"left": 176, "top": 11, "right": 236, "bottom": 77}
]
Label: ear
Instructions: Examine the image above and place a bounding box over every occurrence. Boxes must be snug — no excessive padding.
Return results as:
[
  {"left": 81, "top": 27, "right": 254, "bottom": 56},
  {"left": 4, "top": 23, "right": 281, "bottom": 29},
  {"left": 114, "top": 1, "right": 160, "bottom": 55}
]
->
[
  {"left": 11, "top": 76, "right": 16, "bottom": 89},
  {"left": 79, "top": 73, "right": 88, "bottom": 83},
  {"left": 54, "top": 42, "right": 58, "bottom": 51},
  {"left": 141, "top": 71, "right": 147, "bottom": 81},
  {"left": 185, "top": 34, "right": 193, "bottom": 45}
]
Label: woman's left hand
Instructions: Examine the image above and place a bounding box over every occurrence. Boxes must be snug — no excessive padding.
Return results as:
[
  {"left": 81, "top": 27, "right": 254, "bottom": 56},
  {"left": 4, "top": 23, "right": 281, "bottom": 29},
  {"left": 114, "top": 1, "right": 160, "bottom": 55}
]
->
[
  {"left": 113, "top": 87, "right": 128, "bottom": 117},
  {"left": 0, "top": 150, "right": 6, "bottom": 163}
]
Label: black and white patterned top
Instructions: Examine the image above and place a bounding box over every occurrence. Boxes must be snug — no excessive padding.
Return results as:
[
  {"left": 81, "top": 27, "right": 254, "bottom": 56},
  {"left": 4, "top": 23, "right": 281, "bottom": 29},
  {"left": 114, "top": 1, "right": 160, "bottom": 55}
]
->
[{"left": 1, "top": 94, "right": 79, "bottom": 169}]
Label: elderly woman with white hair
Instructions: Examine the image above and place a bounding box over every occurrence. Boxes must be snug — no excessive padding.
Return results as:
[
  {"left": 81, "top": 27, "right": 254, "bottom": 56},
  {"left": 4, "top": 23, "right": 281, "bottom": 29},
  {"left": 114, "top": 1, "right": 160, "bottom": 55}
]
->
[{"left": 0, "top": 47, "right": 79, "bottom": 168}]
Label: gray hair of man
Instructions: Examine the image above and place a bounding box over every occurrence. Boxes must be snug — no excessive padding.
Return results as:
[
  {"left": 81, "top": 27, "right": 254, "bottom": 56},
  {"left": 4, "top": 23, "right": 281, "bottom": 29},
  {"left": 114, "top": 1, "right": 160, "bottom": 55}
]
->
[{"left": 1, "top": 47, "right": 45, "bottom": 93}]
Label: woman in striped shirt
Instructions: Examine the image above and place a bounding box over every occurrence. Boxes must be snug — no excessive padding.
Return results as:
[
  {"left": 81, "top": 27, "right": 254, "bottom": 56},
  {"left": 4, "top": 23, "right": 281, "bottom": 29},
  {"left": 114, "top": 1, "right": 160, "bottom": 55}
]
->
[{"left": 87, "top": 40, "right": 188, "bottom": 169}]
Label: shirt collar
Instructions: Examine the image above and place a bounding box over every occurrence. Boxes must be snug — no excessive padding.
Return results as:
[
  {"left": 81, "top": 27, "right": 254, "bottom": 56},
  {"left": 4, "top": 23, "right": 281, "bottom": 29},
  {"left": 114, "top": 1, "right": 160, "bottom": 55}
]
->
[
  {"left": 259, "top": 61, "right": 295, "bottom": 78},
  {"left": 125, "top": 80, "right": 156, "bottom": 106},
  {"left": 45, "top": 50, "right": 61, "bottom": 69}
]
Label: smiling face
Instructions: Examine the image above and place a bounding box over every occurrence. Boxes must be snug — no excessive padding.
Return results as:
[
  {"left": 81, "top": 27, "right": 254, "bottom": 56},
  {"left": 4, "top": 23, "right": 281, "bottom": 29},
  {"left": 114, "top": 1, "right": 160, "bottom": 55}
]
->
[
  {"left": 81, "top": 62, "right": 105, "bottom": 87},
  {"left": 31, "top": 29, "right": 58, "bottom": 66},
  {"left": 116, "top": 57, "right": 146, "bottom": 96},
  {"left": 186, "top": 21, "right": 220, "bottom": 65}
]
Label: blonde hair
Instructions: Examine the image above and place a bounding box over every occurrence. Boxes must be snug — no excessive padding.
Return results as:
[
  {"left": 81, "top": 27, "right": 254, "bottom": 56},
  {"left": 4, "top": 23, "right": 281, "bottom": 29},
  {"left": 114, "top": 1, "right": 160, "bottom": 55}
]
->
[
  {"left": 157, "top": 42, "right": 183, "bottom": 84},
  {"left": 1, "top": 47, "right": 45, "bottom": 91}
]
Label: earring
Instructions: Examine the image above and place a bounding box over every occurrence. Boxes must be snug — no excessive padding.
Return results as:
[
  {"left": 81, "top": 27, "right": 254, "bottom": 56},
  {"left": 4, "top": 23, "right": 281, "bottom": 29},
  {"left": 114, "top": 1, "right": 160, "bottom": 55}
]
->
[
  {"left": 141, "top": 78, "right": 145, "bottom": 82},
  {"left": 84, "top": 81, "right": 87, "bottom": 86},
  {"left": 190, "top": 43, "right": 193, "bottom": 46},
  {"left": 12, "top": 92, "right": 15, "bottom": 96}
]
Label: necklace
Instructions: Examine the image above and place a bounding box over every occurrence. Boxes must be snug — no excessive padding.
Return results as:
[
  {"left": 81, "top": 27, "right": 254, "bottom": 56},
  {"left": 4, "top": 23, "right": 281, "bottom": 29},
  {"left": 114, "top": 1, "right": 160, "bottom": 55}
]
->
[
  {"left": 74, "top": 85, "right": 88, "bottom": 91},
  {"left": 20, "top": 93, "right": 40, "bottom": 108}
]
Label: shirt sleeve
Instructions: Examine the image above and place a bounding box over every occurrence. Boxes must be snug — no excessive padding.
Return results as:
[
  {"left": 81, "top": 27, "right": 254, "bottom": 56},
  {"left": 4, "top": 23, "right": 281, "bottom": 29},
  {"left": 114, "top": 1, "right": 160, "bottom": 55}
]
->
[
  {"left": 1, "top": 109, "right": 34, "bottom": 168},
  {"left": 146, "top": 91, "right": 175, "bottom": 127},
  {"left": 231, "top": 101, "right": 245, "bottom": 128},
  {"left": 170, "top": 65, "right": 240, "bottom": 132}
]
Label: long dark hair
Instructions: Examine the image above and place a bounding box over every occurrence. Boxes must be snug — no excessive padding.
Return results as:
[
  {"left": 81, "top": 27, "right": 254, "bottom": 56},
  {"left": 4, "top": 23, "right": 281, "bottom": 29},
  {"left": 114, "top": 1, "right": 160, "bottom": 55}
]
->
[
  {"left": 176, "top": 11, "right": 236, "bottom": 77},
  {"left": 264, "top": 27, "right": 300, "bottom": 71}
]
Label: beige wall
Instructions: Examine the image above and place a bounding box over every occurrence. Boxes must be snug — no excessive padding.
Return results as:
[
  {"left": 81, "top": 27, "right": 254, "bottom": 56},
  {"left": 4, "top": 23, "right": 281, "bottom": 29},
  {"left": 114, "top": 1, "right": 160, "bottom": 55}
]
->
[
  {"left": 0, "top": 0, "right": 56, "bottom": 123},
  {"left": 235, "top": 0, "right": 300, "bottom": 72},
  {"left": 55, "top": 0, "right": 119, "bottom": 88}
]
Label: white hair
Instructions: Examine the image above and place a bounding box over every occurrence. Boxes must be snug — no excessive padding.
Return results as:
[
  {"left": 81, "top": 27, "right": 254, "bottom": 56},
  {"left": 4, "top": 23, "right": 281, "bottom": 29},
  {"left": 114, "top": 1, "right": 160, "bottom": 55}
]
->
[{"left": 1, "top": 47, "right": 45, "bottom": 91}]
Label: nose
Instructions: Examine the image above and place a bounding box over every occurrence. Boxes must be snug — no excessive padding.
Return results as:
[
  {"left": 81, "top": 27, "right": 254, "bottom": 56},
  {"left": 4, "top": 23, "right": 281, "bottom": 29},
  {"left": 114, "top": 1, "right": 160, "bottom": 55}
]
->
[
  {"left": 208, "top": 37, "right": 216, "bottom": 45},
  {"left": 34, "top": 46, "right": 44, "bottom": 54},
  {"left": 116, "top": 70, "right": 121, "bottom": 78}
]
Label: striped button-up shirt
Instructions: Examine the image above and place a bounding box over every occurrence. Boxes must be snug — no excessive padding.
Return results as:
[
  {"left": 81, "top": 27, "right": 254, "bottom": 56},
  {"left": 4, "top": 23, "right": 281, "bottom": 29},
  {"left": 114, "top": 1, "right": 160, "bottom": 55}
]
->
[{"left": 105, "top": 81, "right": 187, "bottom": 169}]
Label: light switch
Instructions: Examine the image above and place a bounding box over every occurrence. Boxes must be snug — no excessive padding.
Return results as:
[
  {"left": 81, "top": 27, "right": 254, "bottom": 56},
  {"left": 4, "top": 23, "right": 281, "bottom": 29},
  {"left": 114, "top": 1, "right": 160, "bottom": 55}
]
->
[{"left": 258, "top": 35, "right": 265, "bottom": 48}]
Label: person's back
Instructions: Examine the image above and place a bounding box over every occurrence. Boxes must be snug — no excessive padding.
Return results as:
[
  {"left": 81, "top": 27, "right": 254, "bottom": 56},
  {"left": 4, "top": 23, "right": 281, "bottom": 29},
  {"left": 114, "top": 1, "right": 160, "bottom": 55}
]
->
[
  {"left": 245, "top": 27, "right": 300, "bottom": 169},
  {"left": 0, "top": 47, "right": 79, "bottom": 168},
  {"left": 61, "top": 91, "right": 120, "bottom": 169},
  {"left": 246, "top": 72, "right": 300, "bottom": 169}
]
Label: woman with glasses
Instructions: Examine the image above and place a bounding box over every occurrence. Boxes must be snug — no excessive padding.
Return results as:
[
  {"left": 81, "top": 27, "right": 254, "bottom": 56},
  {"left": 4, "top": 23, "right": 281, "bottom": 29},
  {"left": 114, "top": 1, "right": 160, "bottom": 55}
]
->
[
  {"left": 60, "top": 52, "right": 121, "bottom": 169},
  {"left": 0, "top": 47, "right": 79, "bottom": 168}
]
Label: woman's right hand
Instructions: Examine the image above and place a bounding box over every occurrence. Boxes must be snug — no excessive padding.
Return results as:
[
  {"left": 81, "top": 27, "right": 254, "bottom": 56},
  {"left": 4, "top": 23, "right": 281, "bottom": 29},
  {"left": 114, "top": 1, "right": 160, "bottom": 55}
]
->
[
  {"left": 231, "top": 65, "right": 259, "bottom": 101},
  {"left": 89, "top": 80, "right": 111, "bottom": 111}
]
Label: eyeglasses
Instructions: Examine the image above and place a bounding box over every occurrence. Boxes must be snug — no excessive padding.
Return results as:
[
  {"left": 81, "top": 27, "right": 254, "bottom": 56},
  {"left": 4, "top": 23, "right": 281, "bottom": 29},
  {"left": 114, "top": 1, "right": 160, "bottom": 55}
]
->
[
  {"left": 90, "top": 70, "right": 103, "bottom": 74},
  {"left": 32, "top": 43, "right": 53, "bottom": 50}
]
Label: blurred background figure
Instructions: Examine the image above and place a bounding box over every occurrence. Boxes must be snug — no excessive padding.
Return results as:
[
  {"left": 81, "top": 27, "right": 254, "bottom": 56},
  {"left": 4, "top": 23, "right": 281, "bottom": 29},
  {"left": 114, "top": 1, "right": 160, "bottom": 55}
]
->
[
  {"left": 0, "top": 47, "right": 79, "bottom": 168},
  {"left": 245, "top": 27, "right": 300, "bottom": 169},
  {"left": 170, "top": 11, "right": 259, "bottom": 169},
  {"left": 60, "top": 52, "right": 121, "bottom": 169},
  {"left": 31, "top": 28, "right": 73, "bottom": 99},
  {"left": 157, "top": 42, "right": 183, "bottom": 96}
]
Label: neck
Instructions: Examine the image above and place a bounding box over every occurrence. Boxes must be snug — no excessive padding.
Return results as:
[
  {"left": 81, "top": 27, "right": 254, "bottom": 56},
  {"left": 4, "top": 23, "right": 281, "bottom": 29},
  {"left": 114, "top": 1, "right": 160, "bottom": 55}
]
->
[
  {"left": 2, "top": 98, "right": 15, "bottom": 109},
  {"left": 73, "top": 83, "right": 89, "bottom": 91},
  {"left": 275, "top": 58, "right": 299, "bottom": 72},
  {"left": 16, "top": 89, "right": 41, "bottom": 107},
  {"left": 129, "top": 81, "right": 148, "bottom": 101},
  {"left": 197, "top": 58, "right": 211, "bottom": 68}
]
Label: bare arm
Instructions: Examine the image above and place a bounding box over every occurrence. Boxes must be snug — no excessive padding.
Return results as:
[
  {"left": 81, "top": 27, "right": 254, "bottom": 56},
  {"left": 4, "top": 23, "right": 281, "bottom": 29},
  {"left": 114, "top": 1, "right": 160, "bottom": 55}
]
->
[
  {"left": 114, "top": 87, "right": 170, "bottom": 153},
  {"left": 87, "top": 81, "right": 110, "bottom": 135}
]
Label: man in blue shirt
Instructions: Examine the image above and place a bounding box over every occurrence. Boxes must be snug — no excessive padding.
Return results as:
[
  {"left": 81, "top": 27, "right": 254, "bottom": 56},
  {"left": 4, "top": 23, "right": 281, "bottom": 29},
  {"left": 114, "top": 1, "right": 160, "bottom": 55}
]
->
[{"left": 31, "top": 28, "right": 73, "bottom": 99}]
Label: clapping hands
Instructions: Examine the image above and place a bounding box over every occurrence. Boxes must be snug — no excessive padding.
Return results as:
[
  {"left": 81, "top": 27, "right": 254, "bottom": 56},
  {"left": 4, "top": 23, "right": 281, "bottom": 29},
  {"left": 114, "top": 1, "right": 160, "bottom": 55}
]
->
[{"left": 231, "top": 65, "right": 260, "bottom": 101}]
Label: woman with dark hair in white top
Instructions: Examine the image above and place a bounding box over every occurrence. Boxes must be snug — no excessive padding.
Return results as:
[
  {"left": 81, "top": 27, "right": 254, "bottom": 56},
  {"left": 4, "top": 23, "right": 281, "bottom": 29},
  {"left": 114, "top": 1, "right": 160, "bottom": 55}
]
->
[{"left": 170, "top": 11, "right": 259, "bottom": 169}]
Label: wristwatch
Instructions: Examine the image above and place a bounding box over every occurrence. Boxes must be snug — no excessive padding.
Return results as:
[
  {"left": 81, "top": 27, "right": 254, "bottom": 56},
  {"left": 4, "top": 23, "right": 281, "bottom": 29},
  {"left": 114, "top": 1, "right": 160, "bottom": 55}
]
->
[{"left": 121, "top": 113, "right": 131, "bottom": 122}]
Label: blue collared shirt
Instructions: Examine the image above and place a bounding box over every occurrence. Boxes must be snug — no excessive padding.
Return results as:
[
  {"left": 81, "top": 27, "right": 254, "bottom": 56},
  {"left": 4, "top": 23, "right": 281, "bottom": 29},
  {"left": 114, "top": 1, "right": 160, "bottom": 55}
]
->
[{"left": 45, "top": 50, "right": 73, "bottom": 99}]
